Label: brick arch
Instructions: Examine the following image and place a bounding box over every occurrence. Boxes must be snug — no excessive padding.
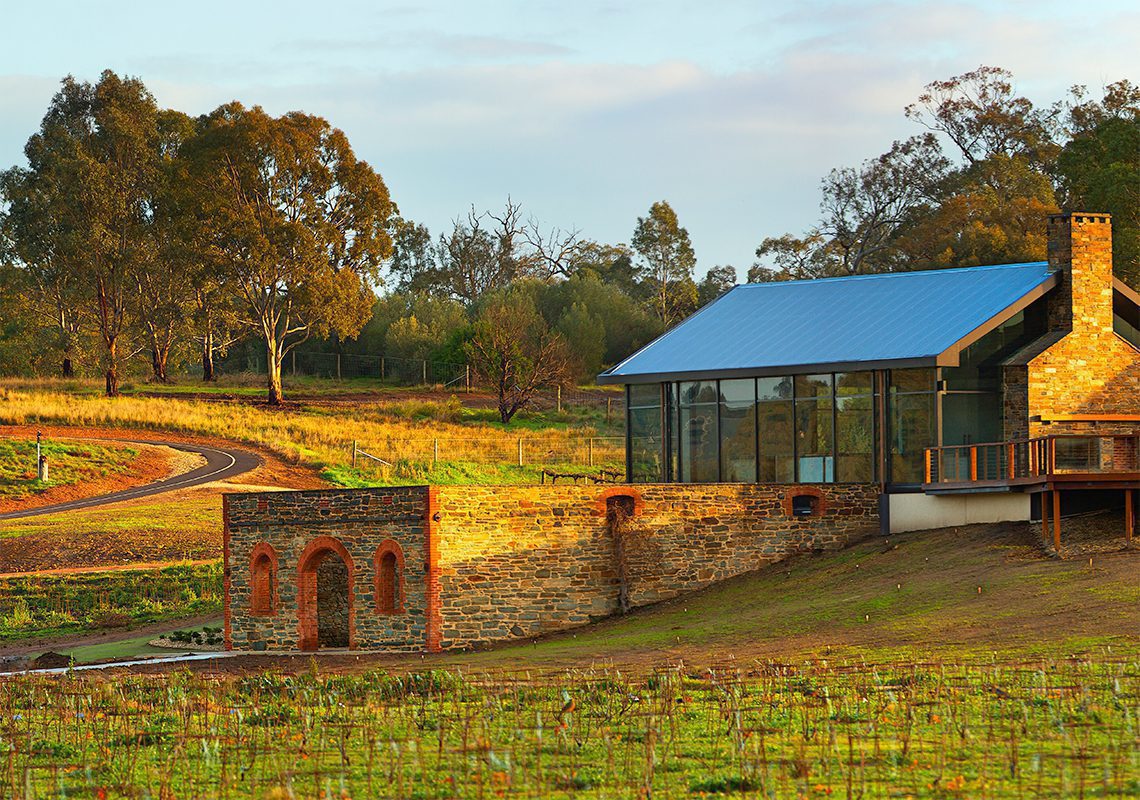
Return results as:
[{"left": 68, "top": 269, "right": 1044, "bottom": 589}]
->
[
  {"left": 296, "top": 535, "right": 356, "bottom": 651},
  {"left": 596, "top": 486, "right": 645, "bottom": 518},
  {"left": 782, "top": 486, "right": 828, "bottom": 518},
  {"left": 373, "top": 539, "right": 406, "bottom": 614},
  {"left": 249, "top": 542, "right": 279, "bottom": 616}
]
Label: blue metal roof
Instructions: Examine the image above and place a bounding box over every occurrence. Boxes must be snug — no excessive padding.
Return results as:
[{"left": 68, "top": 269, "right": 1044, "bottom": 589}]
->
[{"left": 598, "top": 261, "right": 1056, "bottom": 383}]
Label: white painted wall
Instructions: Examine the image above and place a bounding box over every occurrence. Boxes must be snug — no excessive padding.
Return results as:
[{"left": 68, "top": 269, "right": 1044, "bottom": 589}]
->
[{"left": 888, "top": 492, "right": 1030, "bottom": 533}]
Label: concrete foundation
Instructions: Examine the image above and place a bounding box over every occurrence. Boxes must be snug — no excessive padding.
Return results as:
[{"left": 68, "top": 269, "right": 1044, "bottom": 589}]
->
[{"left": 888, "top": 492, "right": 1030, "bottom": 533}]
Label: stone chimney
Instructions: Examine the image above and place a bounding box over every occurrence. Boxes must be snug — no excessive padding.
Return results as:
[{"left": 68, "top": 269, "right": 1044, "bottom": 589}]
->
[{"left": 1046, "top": 212, "right": 1113, "bottom": 334}]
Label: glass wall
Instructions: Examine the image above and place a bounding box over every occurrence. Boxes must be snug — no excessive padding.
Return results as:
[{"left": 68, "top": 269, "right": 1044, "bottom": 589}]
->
[
  {"left": 757, "top": 377, "right": 795, "bottom": 481},
  {"left": 628, "top": 371, "right": 882, "bottom": 485},
  {"left": 679, "top": 381, "right": 720, "bottom": 482},
  {"left": 627, "top": 384, "right": 664, "bottom": 482},
  {"left": 795, "top": 374, "right": 834, "bottom": 482},
  {"left": 887, "top": 368, "right": 937, "bottom": 484},
  {"left": 719, "top": 379, "right": 757, "bottom": 482},
  {"left": 836, "top": 372, "right": 876, "bottom": 482}
]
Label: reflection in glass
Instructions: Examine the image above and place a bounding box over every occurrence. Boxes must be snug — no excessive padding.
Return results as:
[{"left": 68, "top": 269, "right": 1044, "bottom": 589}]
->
[
  {"left": 679, "top": 381, "right": 719, "bottom": 482},
  {"left": 719, "top": 379, "right": 757, "bottom": 482},
  {"left": 795, "top": 374, "right": 834, "bottom": 482},
  {"left": 757, "top": 376, "right": 794, "bottom": 482},
  {"left": 627, "top": 384, "right": 662, "bottom": 482}
]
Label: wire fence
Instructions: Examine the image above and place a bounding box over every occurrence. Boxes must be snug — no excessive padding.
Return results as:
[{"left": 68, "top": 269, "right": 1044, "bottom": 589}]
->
[
  {"left": 210, "top": 348, "right": 626, "bottom": 417},
  {"left": 352, "top": 435, "right": 625, "bottom": 471}
]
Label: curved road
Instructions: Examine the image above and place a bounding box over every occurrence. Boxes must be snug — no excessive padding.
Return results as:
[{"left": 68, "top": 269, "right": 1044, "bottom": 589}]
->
[{"left": 0, "top": 440, "right": 261, "bottom": 521}]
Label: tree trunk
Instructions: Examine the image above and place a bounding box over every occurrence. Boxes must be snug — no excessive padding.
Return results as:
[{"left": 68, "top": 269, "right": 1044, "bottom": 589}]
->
[
  {"left": 151, "top": 345, "right": 170, "bottom": 383},
  {"left": 267, "top": 342, "right": 284, "bottom": 405},
  {"left": 104, "top": 339, "right": 119, "bottom": 397},
  {"left": 61, "top": 356, "right": 74, "bottom": 378},
  {"left": 201, "top": 331, "right": 216, "bottom": 382}
]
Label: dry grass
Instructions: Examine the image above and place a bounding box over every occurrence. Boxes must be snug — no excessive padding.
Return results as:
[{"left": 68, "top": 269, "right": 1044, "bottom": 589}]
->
[{"left": 0, "top": 381, "right": 620, "bottom": 475}]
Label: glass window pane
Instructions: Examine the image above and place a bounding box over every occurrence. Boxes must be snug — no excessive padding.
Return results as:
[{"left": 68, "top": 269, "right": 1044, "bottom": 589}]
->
[
  {"left": 719, "top": 379, "right": 756, "bottom": 482},
  {"left": 629, "top": 383, "right": 661, "bottom": 408},
  {"left": 628, "top": 406, "right": 663, "bottom": 482},
  {"left": 757, "top": 376, "right": 793, "bottom": 401},
  {"left": 890, "top": 368, "right": 937, "bottom": 394},
  {"left": 679, "top": 402, "right": 719, "bottom": 482},
  {"left": 758, "top": 396, "right": 795, "bottom": 482},
  {"left": 890, "top": 391, "right": 936, "bottom": 483},
  {"left": 680, "top": 380, "right": 719, "bottom": 405},
  {"left": 795, "top": 374, "right": 834, "bottom": 482},
  {"left": 795, "top": 373, "right": 833, "bottom": 399},
  {"left": 835, "top": 371, "right": 874, "bottom": 396},
  {"left": 836, "top": 394, "right": 875, "bottom": 482}
]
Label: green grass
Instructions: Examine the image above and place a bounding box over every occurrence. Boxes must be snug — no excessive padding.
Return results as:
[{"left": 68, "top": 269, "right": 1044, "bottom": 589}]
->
[
  {"left": 4, "top": 657, "right": 1140, "bottom": 797},
  {"left": 0, "top": 562, "right": 222, "bottom": 641},
  {"left": 0, "top": 439, "right": 136, "bottom": 500}
]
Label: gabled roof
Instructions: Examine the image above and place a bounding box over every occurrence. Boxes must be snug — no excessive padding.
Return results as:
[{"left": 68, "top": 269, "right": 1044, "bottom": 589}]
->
[{"left": 598, "top": 261, "right": 1057, "bottom": 384}]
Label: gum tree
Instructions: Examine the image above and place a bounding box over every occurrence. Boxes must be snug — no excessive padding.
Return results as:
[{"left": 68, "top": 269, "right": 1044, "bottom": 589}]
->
[{"left": 187, "top": 103, "right": 394, "bottom": 404}]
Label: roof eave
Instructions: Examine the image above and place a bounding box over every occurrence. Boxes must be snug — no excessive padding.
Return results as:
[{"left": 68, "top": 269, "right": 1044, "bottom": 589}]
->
[
  {"left": 934, "top": 271, "right": 1058, "bottom": 367},
  {"left": 596, "top": 356, "right": 939, "bottom": 385}
]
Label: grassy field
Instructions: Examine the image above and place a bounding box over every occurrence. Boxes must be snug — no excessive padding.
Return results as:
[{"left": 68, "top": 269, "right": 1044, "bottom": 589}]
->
[
  {"left": 3, "top": 656, "right": 1139, "bottom": 798},
  {"left": 0, "top": 379, "right": 623, "bottom": 486},
  {"left": 0, "top": 439, "right": 136, "bottom": 501},
  {"left": 0, "top": 561, "right": 221, "bottom": 641},
  {"left": 0, "top": 489, "right": 221, "bottom": 573}
]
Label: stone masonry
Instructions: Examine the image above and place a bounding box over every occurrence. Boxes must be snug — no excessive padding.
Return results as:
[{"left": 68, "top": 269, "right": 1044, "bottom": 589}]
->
[
  {"left": 1028, "top": 213, "right": 1140, "bottom": 435},
  {"left": 997, "top": 213, "right": 1140, "bottom": 441},
  {"left": 225, "top": 483, "right": 880, "bottom": 652}
]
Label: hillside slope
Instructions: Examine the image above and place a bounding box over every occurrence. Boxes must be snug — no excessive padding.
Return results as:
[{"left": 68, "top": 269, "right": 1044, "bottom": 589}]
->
[{"left": 423, "top": 514, "right": 1140, "bottom": 671}]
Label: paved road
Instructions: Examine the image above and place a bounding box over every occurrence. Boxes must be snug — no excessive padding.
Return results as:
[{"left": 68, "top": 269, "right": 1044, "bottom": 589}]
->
[{"left": 0, "top": 440, "right": 261, "bottom": 521}]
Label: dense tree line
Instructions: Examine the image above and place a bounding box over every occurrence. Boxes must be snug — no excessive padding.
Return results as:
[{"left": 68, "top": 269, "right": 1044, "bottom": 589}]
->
[{"left": 1, "top": 66, "right": 1136, "bottom": 414}]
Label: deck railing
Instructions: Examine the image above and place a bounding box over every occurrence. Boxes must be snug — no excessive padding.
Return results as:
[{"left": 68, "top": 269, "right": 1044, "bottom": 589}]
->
[{"left": 924, "top": 434, "right": 1140, "bottom": 485}]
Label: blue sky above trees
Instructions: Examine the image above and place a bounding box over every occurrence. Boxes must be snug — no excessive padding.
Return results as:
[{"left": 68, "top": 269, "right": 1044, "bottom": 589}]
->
[{"left": 1, "top": 0, "right": 1136, "bottom": 275}]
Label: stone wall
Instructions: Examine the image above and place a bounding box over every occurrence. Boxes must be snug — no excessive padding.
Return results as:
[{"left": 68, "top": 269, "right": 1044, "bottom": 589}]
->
[
  {"left": 429, "top": 482, "right": 879, "bottom": 650},
  {"left": 225, "top": 482, "right": 880, "bottom": 653},
  {"left": 224, "top": 487, "right": 430, "bottom": 652},
  {"left": 1028, "top": 213, "right": 1140, "bottom": 434}
]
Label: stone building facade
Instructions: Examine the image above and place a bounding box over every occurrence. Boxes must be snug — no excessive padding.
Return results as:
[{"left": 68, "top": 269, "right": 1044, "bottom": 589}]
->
[{"left": 225, "top": 483, "right": 879, "bottom": 652}]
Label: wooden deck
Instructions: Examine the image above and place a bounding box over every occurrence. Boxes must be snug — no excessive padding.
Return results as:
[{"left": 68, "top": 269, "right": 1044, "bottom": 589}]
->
[{"left": 923, "top": 434, "right": 1140, "bottom": 551}]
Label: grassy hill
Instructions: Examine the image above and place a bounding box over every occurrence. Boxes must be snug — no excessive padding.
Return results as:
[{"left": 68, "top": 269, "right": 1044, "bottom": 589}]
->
[{"left": 424, "top": 515, "right": 1140, "bottom": 671}]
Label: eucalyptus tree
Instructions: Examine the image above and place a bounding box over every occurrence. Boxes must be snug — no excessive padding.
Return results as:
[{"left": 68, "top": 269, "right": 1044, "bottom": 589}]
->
[
  {"left": 186, "top": 103, "right": 394, "bottom": 404},
  {"left": 2, "top": 71, "right": 160, "bottom": 394}
]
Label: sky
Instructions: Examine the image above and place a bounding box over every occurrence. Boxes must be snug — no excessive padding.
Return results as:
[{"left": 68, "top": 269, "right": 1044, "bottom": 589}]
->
[{"left": 1, "top": 0, "right": 1137, "bottom": 276}]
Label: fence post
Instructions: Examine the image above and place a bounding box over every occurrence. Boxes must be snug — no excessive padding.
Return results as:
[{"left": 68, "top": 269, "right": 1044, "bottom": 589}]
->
[
  {"left": 352, "top": 440, "right": 357, "bottom": 469},
  {"left": 588, "top": 438, "right": 594, "bottom": 467},
  {"left": 517, "top": 438, "right": 523, "bottom": 467},
  {"left": 380, "top": 357, "right": 385, "bottom": 380},
  {"left": 465, "top": 365, "right": 471, "bottom": 393},
  {"left": 422, "top": 360, "right": 428, "bottom": 385},
  {"left": 606, "top": 398, "right": 612, "bottom": 424},
  {"left": 433, "top": 438, "right": 439, "bottom": 466},
  {"left": 556, "top": 386, "right": 562, "bottom": 413},
  {"left": 337, "top": 353, "right": 342, "bottom": 380}
]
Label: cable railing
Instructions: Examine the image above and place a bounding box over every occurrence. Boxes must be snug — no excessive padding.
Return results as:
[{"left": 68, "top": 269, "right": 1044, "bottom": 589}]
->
[{"left": 924, "top": 434, "right": 1140, "bottom": 485}]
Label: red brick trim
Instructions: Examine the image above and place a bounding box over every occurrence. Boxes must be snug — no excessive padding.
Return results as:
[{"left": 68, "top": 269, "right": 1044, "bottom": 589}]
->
[
  {"left": 249, "top": 542, "right": 279, "bottom": 616},
  {"left": 296, "top": 535, "right": 356, "bottom": 651},
  {"left": 222, "top": 495, "right": 232, "bottom": 651},
  {"left": 781, "top": 486, "right": 828, "bottom": 518},
  {"left": 373, "top": 539, "right": 406, "bottom": 614},
  {"left": 596, "top": 486, "right": 645, "bottom": 517},
  {"left": 424, "top": 487, "right": 442, "bottom": 653}
]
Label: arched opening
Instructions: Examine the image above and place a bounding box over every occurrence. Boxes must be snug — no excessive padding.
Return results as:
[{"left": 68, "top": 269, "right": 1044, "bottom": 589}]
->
[
  {"left": 374, "top": 540, "right": 405, "bottom": 614},
  {"left": 297, "top": 536, "right": 355, "bottom": 651},
  {"left": 249, "top": 543, "right": 278, "bottom": 616}
]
